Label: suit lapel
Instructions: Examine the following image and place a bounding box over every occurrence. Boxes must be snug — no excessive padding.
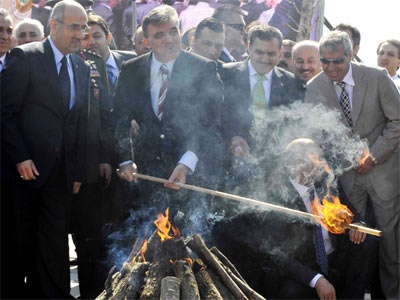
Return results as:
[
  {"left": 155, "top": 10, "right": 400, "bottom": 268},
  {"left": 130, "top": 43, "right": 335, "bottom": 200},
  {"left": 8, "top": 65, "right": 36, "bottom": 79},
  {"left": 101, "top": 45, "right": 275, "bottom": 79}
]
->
[
  {"left": 237, "top": 60, "right": 251, "bottom": 106},
  {"left": 350, "top": 63, "right": 367, "bottom": 126},
  {"left": 43, "top": 39, "right": 69, "bottom": 114}
]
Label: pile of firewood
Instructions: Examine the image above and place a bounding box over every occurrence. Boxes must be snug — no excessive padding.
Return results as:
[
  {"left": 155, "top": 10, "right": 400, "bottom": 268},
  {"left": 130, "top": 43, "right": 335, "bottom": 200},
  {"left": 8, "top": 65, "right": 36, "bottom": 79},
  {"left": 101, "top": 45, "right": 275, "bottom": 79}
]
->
[{"left": 96, "top": 231, "right": 265, "bottom": 300}]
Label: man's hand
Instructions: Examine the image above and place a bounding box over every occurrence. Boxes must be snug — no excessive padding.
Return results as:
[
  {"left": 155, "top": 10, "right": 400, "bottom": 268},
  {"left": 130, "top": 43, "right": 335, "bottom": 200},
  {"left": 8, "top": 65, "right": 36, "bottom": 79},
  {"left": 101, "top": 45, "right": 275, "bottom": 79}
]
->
[
  {"left": 229, "top": 136, "right": 251, "bottom": 158},
  {"left": 164, "top": 164, "right": 189, "bottom": 190},
  {"left": 73, "top": 182, "right": 82, "bottom": 194},
  {"left": 99, "top": 163, "right": 113, "bottom": 187},
  {"left": 315, "top": 276, "right": 336, "bottom": 300},
  {"left": 349, "top": 224, "right": 367, "bottom": 244},
  {"left": 17, "top": 159, "right": 40, "bottom": 180},
  {"left": 355, "top": 156, "right": 375, "bottom": 174},
  {"left": 117, "top": 163, "right": 138, "bottom": 182}
]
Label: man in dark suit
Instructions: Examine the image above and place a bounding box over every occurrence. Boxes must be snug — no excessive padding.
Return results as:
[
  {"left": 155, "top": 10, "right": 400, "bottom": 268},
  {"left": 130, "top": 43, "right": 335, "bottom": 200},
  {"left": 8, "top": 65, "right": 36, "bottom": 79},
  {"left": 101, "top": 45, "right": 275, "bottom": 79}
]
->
[
  {"left": 212, "top": 4, "right": 246, "bottom": 62},
  {"left": 1, "top": 0, "right": 90, "bottom": 298},
  {"left": 305, "top": 30, "right": 400, "bottom": 299},
  {"left": 213, "top": 138, "right": 378, "bottom": 299},
  {"left": 220, "top": 25, "right": 301, "bottom": 194},
  {"left": 0, "top": 8, "right": 13, "bottom": 72},
  {"left": 74, "top": 13, "right": 137, "bottom": 298},
  {"left": 82, "top": 13, "right": 137, "bottom": 100},
  {"left": 114, "top": 5, "right": 223, "bottom": 218}
]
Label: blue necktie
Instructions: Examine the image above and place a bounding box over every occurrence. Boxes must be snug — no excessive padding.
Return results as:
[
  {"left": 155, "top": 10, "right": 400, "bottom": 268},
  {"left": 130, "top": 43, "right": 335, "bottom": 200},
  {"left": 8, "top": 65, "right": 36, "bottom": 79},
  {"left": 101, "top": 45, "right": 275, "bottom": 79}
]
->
[
  {"left": 309, "top": 189, "right": 329, "bottom": 275},
  {"left": 106, "top": 63, "right": 117, "bottom": 96},
  {"left": 59, "top": 56, "right": 71, "bottom": 110}
]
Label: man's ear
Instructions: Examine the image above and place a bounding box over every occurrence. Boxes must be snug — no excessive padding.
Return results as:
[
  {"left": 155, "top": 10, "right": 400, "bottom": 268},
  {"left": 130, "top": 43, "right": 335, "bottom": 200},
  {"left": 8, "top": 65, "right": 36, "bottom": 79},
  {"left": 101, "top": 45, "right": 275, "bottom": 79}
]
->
[
  {"left": 49, "top": 19, "right": 58, "bottom": 32},
  {"left": 189, "top": 35, "right": 195, "bottom": 49},
  {"left": 143, "top": 37, "right": 150, "bottom": 48},
  {"left": 107, "top": 32, "right": 113, "bottom": 45}
]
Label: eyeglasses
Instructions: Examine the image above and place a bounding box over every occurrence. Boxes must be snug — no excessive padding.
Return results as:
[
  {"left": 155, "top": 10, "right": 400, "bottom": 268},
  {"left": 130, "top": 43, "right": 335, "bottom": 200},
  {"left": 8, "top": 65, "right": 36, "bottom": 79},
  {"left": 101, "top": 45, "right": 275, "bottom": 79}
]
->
[
  {"left": 56, "top": 20, "right": 90, "bottom": 34},
  {"left": 320, "top": 57, "right": 346, "bottom": 65},
  {"left": 226, "top": 23, "right": 246, "bottom": 31}
]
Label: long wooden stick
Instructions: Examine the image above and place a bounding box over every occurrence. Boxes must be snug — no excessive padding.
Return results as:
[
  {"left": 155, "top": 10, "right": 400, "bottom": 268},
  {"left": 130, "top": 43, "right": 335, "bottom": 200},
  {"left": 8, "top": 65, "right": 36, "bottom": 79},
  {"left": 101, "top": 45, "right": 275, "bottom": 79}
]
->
[{"left": 132, "top": 173, "right": 382, "bottom": 237}]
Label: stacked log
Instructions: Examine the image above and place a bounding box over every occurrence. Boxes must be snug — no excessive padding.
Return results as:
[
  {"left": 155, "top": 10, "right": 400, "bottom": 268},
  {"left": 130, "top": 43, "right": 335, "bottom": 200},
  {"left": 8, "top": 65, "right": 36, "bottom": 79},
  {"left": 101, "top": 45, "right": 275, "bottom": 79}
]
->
[{"left": 96, "top": 233, "right": 266, "bottom": 300}]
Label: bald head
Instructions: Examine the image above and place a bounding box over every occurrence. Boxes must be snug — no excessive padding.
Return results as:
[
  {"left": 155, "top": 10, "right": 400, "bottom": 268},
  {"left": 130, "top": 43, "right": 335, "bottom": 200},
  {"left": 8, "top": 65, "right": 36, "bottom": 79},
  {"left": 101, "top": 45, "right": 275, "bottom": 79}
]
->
[
  {"left": 284, "top": 138, "right": 326, "bottom": 186},
  {"left": 292, "top": 40, "right": 321, "bottom": 83}
]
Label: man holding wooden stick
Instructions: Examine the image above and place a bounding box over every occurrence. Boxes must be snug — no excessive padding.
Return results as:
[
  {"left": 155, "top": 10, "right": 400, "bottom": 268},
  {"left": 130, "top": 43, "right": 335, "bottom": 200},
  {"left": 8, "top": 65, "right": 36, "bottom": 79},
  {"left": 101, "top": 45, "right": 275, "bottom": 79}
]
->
[{"left": 212, "top": 138, "right": 379, "bottom": 300}]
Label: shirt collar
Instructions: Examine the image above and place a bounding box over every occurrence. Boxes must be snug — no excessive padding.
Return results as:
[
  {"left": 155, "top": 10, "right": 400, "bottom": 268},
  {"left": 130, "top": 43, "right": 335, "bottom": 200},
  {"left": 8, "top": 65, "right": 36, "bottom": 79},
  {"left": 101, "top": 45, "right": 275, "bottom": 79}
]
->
[
  {"left": 151, "top": 53, "right": 175, "bottom": 76},
  {"left": 0, "top": 53, "right": 6, "bottom": 65},
  {"left": 248, "top": 59, "right": 273, "bottom": 80},
  {"left": 289, "top": 178, "right": 312, "bottom": 198},
  {"left": 105, "top": 53, "right": 118, "bottom": 70},
  {"left": 49, "top": 37, "right": 69, "bottom": 64},
  {"left": 334, "top": 63, "right": 354, "bottom": 87}
]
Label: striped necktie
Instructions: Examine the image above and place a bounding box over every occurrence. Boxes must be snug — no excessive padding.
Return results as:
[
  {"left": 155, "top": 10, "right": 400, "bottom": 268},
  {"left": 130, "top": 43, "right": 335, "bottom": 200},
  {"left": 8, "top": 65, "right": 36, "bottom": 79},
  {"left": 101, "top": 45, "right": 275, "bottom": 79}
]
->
[
  {"left": 157, "top": 64, "right": 169, "bottom": 121},
  {"left": 336, "top": 81, "right": 353, "bottom": 127}
]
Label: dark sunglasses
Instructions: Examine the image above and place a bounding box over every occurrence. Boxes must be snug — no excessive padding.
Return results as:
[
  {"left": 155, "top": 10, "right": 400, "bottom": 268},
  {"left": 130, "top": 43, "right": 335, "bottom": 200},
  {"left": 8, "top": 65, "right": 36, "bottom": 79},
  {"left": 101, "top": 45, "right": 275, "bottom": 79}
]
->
[
  {"left": 226, "top": 23, "right": 245, "bottom": 31},
  {"left": 320, "top": 57, "right": 346, "bottom": 65}
]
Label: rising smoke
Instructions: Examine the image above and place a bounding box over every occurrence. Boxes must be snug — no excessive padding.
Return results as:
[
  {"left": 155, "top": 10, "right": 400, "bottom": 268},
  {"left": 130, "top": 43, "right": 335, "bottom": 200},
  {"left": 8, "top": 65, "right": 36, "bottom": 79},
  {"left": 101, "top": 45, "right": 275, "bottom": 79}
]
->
[{"left": 105, "top": 100, "right": 369, "bottom": 267}]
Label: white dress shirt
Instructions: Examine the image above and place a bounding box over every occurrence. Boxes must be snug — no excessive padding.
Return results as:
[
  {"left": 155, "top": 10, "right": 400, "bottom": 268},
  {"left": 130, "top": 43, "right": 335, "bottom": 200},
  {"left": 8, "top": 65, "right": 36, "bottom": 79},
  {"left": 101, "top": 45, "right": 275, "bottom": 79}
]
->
[{"left": 0, "top": 53, "right": 6, "bottom": 72}]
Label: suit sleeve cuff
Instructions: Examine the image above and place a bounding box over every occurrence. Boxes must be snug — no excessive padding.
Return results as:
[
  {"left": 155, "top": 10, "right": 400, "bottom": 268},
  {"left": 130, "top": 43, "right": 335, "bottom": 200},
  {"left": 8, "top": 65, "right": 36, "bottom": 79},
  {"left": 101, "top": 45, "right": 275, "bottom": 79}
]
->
[
  {"left": 310, "top": 274, "right": 324, "bottom": 288},
  {"left": 178, "top": 151, "right": 198, "bottom": 174}
]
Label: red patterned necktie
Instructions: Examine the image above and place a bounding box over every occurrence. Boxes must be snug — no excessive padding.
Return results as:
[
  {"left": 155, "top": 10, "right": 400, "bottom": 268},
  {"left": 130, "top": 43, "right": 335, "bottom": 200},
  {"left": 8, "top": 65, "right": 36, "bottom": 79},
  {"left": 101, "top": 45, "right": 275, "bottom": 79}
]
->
[{"left": 157, "top": 64, "right": 169, "bottom": 121}]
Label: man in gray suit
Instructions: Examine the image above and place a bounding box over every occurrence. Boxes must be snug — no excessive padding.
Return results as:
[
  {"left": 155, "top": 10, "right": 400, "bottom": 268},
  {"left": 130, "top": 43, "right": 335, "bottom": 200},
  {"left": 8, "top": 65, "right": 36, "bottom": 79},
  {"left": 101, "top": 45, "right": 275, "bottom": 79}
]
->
[{"left": 305, "top": 31, "right": 400, "bottom": 299}]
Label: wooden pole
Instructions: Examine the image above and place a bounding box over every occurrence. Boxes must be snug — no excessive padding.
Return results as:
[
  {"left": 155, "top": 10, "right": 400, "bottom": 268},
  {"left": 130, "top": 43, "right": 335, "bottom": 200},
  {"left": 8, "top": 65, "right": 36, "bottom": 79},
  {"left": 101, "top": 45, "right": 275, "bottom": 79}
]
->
[{"left": 132, "top": 173, "right": 382, "bottom": 237}]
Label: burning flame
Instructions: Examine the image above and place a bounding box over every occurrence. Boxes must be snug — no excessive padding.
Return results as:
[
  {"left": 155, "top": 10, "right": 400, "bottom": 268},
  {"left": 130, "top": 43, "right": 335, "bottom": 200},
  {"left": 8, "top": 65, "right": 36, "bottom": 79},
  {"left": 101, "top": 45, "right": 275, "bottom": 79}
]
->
[
  {"left": 308, "top": 154, "right": 354, "bottom": 234},
  {"left": 154, "top": 208, "right": 181, "bottom": 242},
  {"left": 311, "top": 194, "right": 353, "bottom": 234},
  {"left": 131, "top": 239, "right": 148, "bottom": 265},
  {"left": 357, "top": 148, "right": 370, "bottom": 165}
]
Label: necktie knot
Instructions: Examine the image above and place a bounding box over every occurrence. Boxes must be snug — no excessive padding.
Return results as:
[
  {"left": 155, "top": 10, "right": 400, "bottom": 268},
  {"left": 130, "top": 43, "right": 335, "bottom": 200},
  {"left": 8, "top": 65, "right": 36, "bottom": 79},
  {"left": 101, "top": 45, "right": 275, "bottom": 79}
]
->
[
  {"left": 160, "top": 64, "right": 169, "bottom": 77},
  {"left": 337, "top": 81, "right": 346, "bottom": 89},
  {"left": 256, "top": 73, "right": 264, "bottom": 82}
]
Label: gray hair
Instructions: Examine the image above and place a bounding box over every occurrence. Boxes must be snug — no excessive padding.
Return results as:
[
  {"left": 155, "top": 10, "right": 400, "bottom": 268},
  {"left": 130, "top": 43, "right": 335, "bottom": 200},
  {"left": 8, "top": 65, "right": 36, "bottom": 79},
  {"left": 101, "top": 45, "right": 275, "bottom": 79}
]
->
[
  {"left": 13, "top": 19, "right": 44, "bottom": 39},
  {"left": 50, "top": 0, "right": 83, "bottom": 21},
  {"left": 142, "top": 6, "right": 179, "bottom": 38},
  {"left": 319, "top": 31, "right": 353, "bottom": 58}
]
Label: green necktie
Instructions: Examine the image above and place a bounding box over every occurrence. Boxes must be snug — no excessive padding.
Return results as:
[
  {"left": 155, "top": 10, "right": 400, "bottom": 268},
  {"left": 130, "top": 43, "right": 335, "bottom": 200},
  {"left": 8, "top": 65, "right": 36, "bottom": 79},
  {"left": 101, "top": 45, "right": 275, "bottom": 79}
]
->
[{"left": 252, "top": 73, "right": 266, "bottom": 110}]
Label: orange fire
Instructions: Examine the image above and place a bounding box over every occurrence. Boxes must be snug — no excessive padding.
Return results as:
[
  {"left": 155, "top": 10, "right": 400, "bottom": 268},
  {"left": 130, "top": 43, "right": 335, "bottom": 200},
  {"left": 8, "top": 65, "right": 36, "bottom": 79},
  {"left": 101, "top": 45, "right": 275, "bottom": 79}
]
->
[
  {"left": 308, "top": 154, "right": 354, "bottom": 234},
  {"left": 131, "top": 239, "right": 148, "bottom": 265},
  {"left": 154, "top": 208, "right": 181, "bottom": 242},
  {"left": 357, "top": 148, "right": 370, "bottom": 165},
  {"left": 311, "top": 194, "right": 353, "bottom": 234}
]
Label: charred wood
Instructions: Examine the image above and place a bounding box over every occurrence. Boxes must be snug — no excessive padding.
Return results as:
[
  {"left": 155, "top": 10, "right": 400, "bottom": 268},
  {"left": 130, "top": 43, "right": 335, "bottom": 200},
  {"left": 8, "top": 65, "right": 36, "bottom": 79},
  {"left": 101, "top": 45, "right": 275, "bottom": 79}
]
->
[
  {"left": 206, "top": 268, "right": 235, "bottom": 300},
  {"left": 193, "top": 259, "right": 223, "bottom": 300},
  {"left": 172, "top": 259, "right": 200, "bottom": 300},
  {"left": 160, "top": 276, "right": 181, "bottom": 300},
  {"left": 187, "top": 234, "right": 248, "bottom": 299},
  {"left": 210, "top": 246, "right": 247, "bottom": 283}
]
